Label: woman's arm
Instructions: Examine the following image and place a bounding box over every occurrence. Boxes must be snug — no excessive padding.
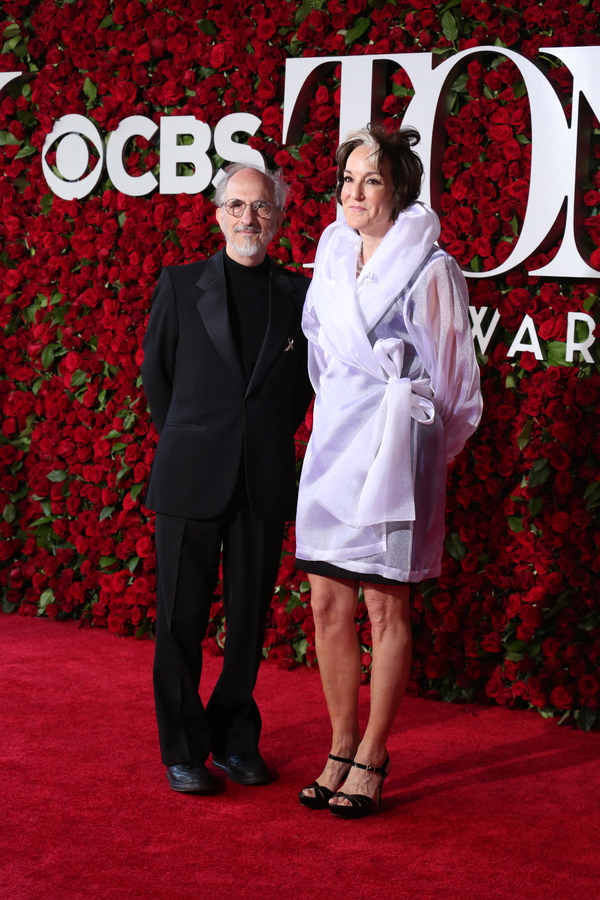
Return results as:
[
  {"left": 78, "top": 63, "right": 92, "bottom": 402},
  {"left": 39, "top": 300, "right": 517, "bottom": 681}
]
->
[{"left": 406, "top": 252, "right": 482, "bottom": 462}]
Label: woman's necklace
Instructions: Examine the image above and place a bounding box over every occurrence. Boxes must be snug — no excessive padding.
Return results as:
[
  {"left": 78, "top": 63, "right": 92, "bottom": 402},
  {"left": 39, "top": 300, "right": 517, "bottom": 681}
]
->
[{"left": 356, "top": 242, "right": 365, "bottom": 276}]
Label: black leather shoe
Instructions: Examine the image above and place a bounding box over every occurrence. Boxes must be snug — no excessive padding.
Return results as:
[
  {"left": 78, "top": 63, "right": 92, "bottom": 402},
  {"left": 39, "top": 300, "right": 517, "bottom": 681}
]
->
[
  {"left": 211, "top": 753, "right": 271, "bottom": 785},
  {"left": 165, "top": 761, "right": 216, "bottom": 794}
]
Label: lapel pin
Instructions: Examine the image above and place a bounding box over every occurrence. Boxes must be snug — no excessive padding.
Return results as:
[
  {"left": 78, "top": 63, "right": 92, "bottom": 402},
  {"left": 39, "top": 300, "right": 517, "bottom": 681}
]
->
[{"left": 285, "top": 338, "right": 294, "bottom": 352}]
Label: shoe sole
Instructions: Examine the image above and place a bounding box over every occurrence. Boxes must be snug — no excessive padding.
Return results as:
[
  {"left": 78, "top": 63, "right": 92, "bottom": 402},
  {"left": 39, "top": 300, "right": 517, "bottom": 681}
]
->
[
  {"left": 166, "top": 775, "right": 216, "bottom": 794},
  {"left": 298, "top": 796, "right": 330, "bottom": 810}
]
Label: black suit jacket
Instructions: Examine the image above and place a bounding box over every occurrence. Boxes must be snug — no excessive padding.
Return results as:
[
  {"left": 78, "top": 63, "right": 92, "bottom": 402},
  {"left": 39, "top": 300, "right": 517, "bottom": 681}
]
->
[{"left": 142, "top": 249, "right": 312, "bottom": 522}]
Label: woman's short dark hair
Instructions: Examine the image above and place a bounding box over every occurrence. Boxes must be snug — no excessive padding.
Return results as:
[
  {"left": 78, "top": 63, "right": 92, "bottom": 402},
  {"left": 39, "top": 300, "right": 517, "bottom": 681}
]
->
[{"left": 335, "top": 123, "right": 424, "bottom": 222}]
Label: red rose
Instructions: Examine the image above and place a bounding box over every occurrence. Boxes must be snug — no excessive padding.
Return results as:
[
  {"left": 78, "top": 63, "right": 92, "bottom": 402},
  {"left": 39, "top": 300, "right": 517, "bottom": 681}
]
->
[
  {"left": 256, "top": 20, "right": 276, "bottom": 40},
  {"left": 503, "top": 139, "right": 522, "bottom": 161},
  {"left": 578, "top": 676, "right": 599, "bottom": 698},
  {"left": 425, "top": 656, "right": 448, "bottom": 679},
  {"left": 480, "top": 632, "right": 502, "bottom": 653},
  {"left": 549, "top": 685, "right": 573, "bottom": 710},
  {"left": 485, "top": 673, "right": 504, "bottom": 697},
  {"left": 210, "top": 44, "right": 227, "bottom": 69},
  {"left": 432, "top": 591, "right": 452, "bottom": 612},
  {"left": 135, "top": 536, "right": 154, "bottom": 558},
  {"left": 550, "top": 512, "right": 571, "bottom": 533}
]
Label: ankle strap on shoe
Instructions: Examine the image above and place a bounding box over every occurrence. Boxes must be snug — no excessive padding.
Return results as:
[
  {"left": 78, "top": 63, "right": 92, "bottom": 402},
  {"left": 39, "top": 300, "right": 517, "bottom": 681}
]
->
[
  {"left": 352, "top": 758, "right": 388, "bottom": 776},
  {"left": 328, "top": 753, "right": 354, "bottom": 765}
]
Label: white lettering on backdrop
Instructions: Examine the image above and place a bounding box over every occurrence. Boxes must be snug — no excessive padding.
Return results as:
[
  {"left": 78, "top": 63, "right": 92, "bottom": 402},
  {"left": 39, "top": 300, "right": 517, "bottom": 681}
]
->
[
  {"left": 283, "top": 46, "right": 600, "bottom": 279},
  {"left": 40, "top": 111, "right": 264, "bottom": 200},
  {"left": 3, "top": 46, "right": 596, "bottom": 281}
]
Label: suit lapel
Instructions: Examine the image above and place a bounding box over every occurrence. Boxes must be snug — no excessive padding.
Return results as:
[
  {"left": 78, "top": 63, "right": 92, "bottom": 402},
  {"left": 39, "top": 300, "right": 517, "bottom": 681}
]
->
[
  {"left": 195, "top": 250, "right": 246, "bottom": 389},
  {"left": 247, "top": 261, "right": 298, "bottom": 396}
]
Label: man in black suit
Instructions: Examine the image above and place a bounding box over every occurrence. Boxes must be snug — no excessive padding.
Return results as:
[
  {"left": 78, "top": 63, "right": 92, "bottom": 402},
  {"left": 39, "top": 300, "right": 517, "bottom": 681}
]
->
[{"left": 142, "top": 164, "right": 312, "bottom": 793}]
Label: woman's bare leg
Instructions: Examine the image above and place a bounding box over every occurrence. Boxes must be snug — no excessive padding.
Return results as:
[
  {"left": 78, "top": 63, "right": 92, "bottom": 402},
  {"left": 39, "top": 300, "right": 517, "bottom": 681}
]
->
[
  {"left": 300, "top": 575, "right": 362, "bottom": 796},
  {"left": 330, "top": 583, "right": 411, "bottom": 806}
]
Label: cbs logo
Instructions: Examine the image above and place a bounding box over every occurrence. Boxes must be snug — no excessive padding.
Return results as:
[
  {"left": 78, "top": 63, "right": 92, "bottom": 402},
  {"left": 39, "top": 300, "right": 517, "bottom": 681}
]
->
[{"left": 41, "top": 112, "right": 264, "bottom": 199}]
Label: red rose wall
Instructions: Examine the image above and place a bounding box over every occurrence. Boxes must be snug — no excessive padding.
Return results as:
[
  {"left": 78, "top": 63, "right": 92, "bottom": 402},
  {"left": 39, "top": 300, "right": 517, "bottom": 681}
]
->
[{"left": 1, "top": 0, "right": 600, "bottom": 729}]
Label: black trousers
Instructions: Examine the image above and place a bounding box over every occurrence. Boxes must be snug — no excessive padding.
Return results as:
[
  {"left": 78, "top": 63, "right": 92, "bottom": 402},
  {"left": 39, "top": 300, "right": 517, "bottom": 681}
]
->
[{"left": 153, "top": 489, "right": 284, "bottom": 766}]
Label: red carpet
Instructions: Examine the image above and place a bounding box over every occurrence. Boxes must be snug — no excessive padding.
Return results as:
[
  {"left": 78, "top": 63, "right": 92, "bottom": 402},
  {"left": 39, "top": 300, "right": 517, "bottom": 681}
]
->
[{"left": 2, "top": 613, "right": 599, "bottom": 900}]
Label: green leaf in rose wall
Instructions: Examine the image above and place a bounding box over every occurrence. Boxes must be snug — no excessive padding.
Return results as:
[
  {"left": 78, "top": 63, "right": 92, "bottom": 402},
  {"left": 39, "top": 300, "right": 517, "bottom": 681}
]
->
[
  {"left": 197, "top": 19, "right": 217, "bottom": 35},
  {"left": 38, "top": 589, "right": 55, "bottom": 613},
  {"left": 41, "top": 344, "right": 56, "bottom": 370},
  {"left": 438, "top": 0, "right": 463, "bottom": 14},
  {"left": 583, "top": 481, "right": 600, "bottom": 511},
  {"left": 546, "top": 341, "right": 573, "bottom": 367},
  {"left": 294, "top": 1, "right": 325, "bottom": 26},
  {"left": 83, "top": 77, "right": 97, "bottom": 103},
  {"left": 575, "top": 318, "right": 594, "bottom": 345},
  {"left": 285, "top": 592, "right": 305, "bottom": 612},
  {"left": 441, "top": 11, "right": 459, "bottom": 42},
  {"left": 445, "top": 533, "right": 467, "bottom": 561},
  {"left": 528, "top": 495, "right": 544, "bottom": 517},
  {"left": 0, "top": 132, "right": 20, "bottom": 146},
  {"left": 70, "top": 370, "right": 88, "bottom": 387},
  {"left": 15, "top": 144, "right": 36, "bottom": 160},
  {"left": 135, "top": 617, "right": 153, "bottom": 639},
  {"left": 449, "top": 74, "right": 469, "bottom": 94},
  {"left": 294, "top": 637, "right": 308, "bottom": 661},
  {"left": 3, "top": 503, "right": 16, "bottom": 523},
  {"left": 528, "top": 459, "right": 551, "bottom": 488},
  {"left": 28, "top": 516, "right": 54, "bottom": 528},
  {"left": 47, "top": 470, "right": 67, "bottom": 483},
  {"left": 344, "top": 17, "right": 371, "bottom": 45},
  {"left": 39, "top": 193, "right": 53, "bottom": 214},
  {"left": 546, "top": 592, "right": 573, "bottom": 618},
  {"left": 575, "top": 708, "right": 597, "bottom": 732},
  {"left": 517, "top": 417, "right": 532, "bottom": 449}
]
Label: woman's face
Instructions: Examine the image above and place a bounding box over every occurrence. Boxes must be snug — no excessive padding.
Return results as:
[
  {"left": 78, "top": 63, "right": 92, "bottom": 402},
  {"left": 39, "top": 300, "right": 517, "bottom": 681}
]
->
[{"left": 340, "top": 144, "right": 395, "bottom": 240}]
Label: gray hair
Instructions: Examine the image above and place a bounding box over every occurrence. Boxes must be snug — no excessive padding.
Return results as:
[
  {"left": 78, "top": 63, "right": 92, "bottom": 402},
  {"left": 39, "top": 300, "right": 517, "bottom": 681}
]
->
[
  {"left": 343, "top": 127, "right": 378, "bottom": 149},
  {"left": 214, "top": 163, "right": 290, "bottom": 211}
]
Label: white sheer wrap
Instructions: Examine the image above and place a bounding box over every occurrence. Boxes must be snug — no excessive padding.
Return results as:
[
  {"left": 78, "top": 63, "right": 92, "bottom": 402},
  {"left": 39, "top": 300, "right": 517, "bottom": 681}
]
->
[{"left": 295, "top": 202, "right": 482, "bottom": 577}]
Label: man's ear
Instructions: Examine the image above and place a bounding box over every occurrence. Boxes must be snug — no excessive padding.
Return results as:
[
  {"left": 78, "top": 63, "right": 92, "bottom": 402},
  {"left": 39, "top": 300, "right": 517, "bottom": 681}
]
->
[{"left": 215, "top": 206, "right": 223, "bottom": 232}]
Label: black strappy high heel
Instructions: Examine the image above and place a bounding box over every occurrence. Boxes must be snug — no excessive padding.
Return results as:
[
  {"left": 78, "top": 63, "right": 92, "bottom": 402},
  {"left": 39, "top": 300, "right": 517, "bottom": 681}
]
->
[
  {"left": 329, "top": 756, "right": 390, "bottom": 819},
  {"left": 298, "top": 753, "right": 355, "bottom": 810}
]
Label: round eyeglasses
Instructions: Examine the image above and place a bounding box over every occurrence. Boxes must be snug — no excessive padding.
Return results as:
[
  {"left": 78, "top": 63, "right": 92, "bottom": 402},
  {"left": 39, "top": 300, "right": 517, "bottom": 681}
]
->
[{"left": 222, "top": 199, "right": 278, "bottom": 220}]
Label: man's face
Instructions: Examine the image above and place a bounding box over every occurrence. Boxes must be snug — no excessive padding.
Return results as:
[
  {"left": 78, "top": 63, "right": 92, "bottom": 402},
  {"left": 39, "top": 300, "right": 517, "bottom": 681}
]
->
[{"left": 216, "top": 168, "right": 284, "bottom": 266}]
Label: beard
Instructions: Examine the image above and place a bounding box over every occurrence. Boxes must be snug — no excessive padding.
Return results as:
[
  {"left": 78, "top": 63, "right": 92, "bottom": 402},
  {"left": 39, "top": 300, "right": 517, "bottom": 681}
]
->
[{"left": 223, "top": 221, "right": 278, "bottom": 258}]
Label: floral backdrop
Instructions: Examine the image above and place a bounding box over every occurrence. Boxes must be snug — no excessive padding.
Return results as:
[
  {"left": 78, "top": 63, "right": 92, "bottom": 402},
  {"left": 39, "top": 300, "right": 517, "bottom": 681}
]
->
[{"left": 1, "top": 0, "right": 600, "bottom": 730}]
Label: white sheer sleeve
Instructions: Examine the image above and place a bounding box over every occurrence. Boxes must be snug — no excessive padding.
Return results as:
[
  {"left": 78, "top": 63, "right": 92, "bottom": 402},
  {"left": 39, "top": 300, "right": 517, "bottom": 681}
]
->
[{"left": 405, "top": 252, "right": 482, "bottom": 462}]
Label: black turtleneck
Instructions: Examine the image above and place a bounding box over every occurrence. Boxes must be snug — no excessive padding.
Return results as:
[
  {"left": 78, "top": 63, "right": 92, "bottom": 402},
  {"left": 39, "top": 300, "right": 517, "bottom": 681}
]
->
[{"left": 223, "top": 252, "right": 270, "bottom": 382}]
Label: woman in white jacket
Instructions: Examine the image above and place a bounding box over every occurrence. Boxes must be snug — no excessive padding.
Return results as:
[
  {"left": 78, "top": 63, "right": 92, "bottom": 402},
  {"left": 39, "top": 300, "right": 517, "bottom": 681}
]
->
[{"left": 296, "top": 123, "right": 482, "bottom": 818}]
